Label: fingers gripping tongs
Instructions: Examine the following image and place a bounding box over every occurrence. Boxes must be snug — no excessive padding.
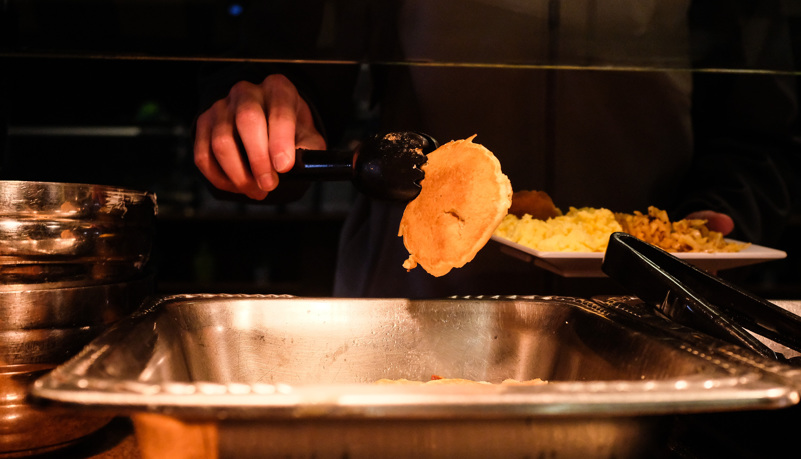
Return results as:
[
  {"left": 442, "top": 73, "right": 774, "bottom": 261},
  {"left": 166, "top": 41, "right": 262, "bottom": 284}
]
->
[
  {"left": 284, "top": 132, "right": 437, "bottom": 201},
  {"left": 602, "top": 232, "right": 801, "bottom": 363}
]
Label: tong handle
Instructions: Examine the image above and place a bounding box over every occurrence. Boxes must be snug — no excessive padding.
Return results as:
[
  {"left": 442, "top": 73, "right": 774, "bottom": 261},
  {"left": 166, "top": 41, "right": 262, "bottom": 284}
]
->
[
  {"left": 602, "top": 232, "right": 801, "bottom": 360},
  {"left": 231, "top": 131, "right": 435, "bottom": 201},
  {"left": 284, "top": 132, "right": 435, "bottom": 201},
  {"left": 283, "top": 149, "right": 355, "bottom": 181}
]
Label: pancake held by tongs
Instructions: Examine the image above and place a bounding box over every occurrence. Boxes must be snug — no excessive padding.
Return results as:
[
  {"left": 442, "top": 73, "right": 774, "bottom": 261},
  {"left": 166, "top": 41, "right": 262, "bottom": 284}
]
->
[{"left": 398, "top": 135, "right": 512, "bottom": 277}]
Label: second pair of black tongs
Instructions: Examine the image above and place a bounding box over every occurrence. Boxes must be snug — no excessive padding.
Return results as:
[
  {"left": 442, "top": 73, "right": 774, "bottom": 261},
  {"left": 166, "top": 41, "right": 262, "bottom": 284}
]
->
[
  {"left": 602, "top": 232, "right": 801, "bottom": 363},
  {"left": 284, "top": 132, "right": 437, "bottom": 201}
]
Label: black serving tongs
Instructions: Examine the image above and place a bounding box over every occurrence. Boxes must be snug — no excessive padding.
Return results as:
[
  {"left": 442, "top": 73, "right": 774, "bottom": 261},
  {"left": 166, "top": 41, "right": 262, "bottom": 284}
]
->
[
  {"left": 602, "top": 232, "right": 801, "bottom": 362},
  {"left": 283, "top": 131, "right": 437, "bottom": 201}
]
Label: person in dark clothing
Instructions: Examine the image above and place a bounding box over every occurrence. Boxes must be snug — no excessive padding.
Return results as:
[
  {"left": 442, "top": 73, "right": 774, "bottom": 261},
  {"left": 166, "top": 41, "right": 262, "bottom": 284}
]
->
[{"left": 194, "top": 0, "right": 801, "bottom": 298}]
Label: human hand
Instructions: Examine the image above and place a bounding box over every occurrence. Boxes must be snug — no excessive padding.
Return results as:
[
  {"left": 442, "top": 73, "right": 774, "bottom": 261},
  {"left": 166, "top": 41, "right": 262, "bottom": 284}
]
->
[
  {"left": 194, "top": 74, "right": 326, "bottom": 200},
  {"left": 685, "top": 210, "right": 734, "bottom": 236}
]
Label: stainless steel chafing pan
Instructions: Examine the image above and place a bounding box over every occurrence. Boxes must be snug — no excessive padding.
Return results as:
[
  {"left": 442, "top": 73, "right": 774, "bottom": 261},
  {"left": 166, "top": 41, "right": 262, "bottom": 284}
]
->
[{"left": 32, "top": 295, "right": 801, "bottom": 458}]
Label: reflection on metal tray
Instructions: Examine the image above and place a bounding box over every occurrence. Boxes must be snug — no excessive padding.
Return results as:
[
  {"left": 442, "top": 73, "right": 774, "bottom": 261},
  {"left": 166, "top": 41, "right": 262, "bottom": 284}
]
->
[{"left": 32, "top": 295, "right": 801, "bottom": 459}]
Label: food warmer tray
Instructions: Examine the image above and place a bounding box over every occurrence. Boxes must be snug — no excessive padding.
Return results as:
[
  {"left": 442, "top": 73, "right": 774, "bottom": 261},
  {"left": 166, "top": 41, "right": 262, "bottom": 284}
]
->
[{"left": 31, "top": 295, "right": 801, "bottom": 459}]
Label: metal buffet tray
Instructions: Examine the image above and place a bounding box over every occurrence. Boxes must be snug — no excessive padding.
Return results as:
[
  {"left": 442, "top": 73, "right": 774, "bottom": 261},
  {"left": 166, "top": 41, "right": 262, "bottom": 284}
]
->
[{"left": 32, "top": 295, "right": 801, "bottom": 458}]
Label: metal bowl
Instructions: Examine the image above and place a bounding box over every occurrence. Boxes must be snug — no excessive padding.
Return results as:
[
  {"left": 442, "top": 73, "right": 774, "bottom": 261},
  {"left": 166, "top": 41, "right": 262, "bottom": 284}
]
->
[
  {"left": 0, "top": 275, "right": 153, "bottom": 456},
  {"left": 0, "top": 364, "right": 114, "bottom": 456},
  {"left": 0, "top": 276, "right": 154, "bottom": 330},
  {"left": 0, "top": 327, "right": 110, "bottom": 366},
  {"left": 0, "top": 180, "right": 157, "bottom": 285}
]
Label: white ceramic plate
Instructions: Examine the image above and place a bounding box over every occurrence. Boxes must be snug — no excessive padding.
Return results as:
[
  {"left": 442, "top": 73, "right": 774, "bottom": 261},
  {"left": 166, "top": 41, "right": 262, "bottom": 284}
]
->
[{"left": 491, "top": 234, "right": 787, "bottom": 278}]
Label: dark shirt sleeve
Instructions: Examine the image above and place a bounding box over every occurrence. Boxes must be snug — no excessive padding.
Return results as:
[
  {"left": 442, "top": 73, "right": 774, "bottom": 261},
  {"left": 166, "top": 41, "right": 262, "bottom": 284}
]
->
[
  {"left": 670, "top": 71, "right": 801, "bottom": 245},
  {"left": 669, "top": 0, "right": 801, "bottom": 245}
]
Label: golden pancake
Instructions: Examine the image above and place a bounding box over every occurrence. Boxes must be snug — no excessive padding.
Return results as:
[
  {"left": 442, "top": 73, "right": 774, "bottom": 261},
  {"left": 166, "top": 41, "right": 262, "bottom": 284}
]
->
[{"left": 398, "top": 135, "right": 512, "bottom": 277}]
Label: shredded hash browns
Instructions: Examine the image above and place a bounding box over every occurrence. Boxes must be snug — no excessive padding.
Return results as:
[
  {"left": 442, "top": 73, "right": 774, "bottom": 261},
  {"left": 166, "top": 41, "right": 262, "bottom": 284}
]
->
[{"left": 615, "top": 206, "right": 746, "bottom": 253}]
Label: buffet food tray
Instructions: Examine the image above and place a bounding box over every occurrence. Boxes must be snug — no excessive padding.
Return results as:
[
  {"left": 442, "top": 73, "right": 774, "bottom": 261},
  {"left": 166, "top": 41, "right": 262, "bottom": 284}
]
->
[
  {"left": 32, "top": 295, "right": 801, "bottom": 458},
  {"left": 491, "top": 234, "right": 787, "bottom": 277}
]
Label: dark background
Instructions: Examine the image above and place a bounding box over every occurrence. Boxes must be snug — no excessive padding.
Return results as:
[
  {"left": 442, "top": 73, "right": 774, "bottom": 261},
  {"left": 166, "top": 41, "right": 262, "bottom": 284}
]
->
[{"left": 1, "top": 1, "right": 800, "bottom": 298}]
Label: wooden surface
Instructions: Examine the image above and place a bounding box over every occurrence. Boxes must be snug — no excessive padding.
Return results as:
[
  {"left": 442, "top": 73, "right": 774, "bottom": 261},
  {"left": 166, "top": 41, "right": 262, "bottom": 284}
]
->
[
  {"left": 131, "top": 414, "right": 217, "bottom": 459},
  {"left": 12, "top": 417, "right": 142, "bottom": 459}
]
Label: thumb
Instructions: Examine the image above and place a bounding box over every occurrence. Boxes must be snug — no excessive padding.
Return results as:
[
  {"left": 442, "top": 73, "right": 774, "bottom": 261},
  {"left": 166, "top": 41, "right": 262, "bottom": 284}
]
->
[{"left": 685, "top": 210, "right": 735, "bottom": 236}]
